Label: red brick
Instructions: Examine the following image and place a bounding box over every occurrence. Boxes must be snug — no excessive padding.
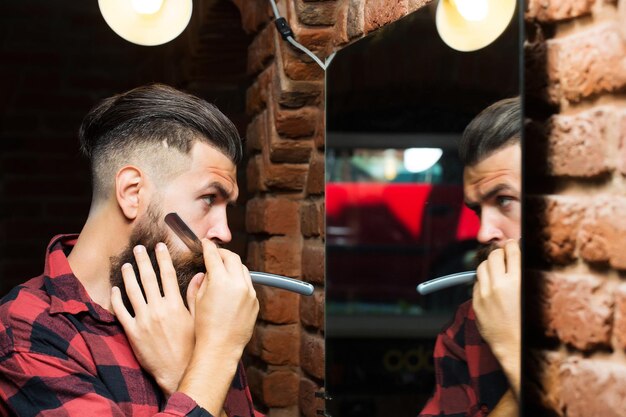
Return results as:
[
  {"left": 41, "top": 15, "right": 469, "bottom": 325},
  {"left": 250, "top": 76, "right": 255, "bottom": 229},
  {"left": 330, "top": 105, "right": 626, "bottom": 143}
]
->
[
  {"left": 527, "top": 196, "right": 584, "bottom": 265},
  {"left": 246, "top": 155, "right": 268, "bottom": 193},
  {"left": 256, "top": 282, "right": 300, "bottom": 324},
  {"left": 300, "top": 330, "right": 324, "bottom": 379},
  {"left": 559, "top": 358, "right": 626, "bottom": 417},
  {"left": 526, "top": 0, "right": 594, "bottom": 22},
  {"left": 542, "top": 271, "right": 613, "bottom": 350},
  {"left": 274, "top": 105, "right": 319, "bottom": 139},
  {"left": 616, "top": 109, "right": 626, "bottom": 176},
  {"left": 256, "top": 323, "right": 300, "bottom": 366},
  {"left": 248, "top": 24, "right": 276, "bottom": 75},
  {"left": 265, "top": 162, "right": 309, "bottom": 191},
  {"left": 546, "top": 108, "right": 611, "bottom": 177},
  {"left": 264, "top": 236, "right": 303, "bottom": 276},
  {"left": 246, "top": 111, "right": 267, "bottom": 153},
  {"left": 620, "top": 0, "right": 626, "bottom": 40},
  {"left": 364, "top": 0, "right": 409, "bottom": 33},
  {"left": 579, "top": 197, "right": 626, "bottom": 269},
  {"left": 267, "top": 406, "right": 299, "bottom": 417},
  {"left": 247, "top": 65, "right": 274, "bottom": 115},
  {"left": 246, "top": 197, "right": 300, "bottom": 235},
  {"left": 408, "top": 0, "right": 431, "bottom": 13},
  {"left": 301, "top": 199, "right": 324, "bottom": 238},
  {"left": 546, "top": 23, "right": 626, "bottom": 104},
  {"left": 301, "top": 239, "right": 324, "bottom": 284},
  {"left": 274, "top": 63, "right": 323, "bottom": 108},
  {"left": 300, "top": 288, "right": 324, "bottom": 330},
  {"left": 280, "top": 41, "right": 325, "bottom": 82},
  {"left": 299, "top": 377, "right": 324, "bottom": 417},
  {"left": 524, "top": 349, "right": 564, "bottom": 415},
  {"left": 263, "top": 370, "right": 299, "bottom": 407},
  {"left": 306, "top": 150, "right": 324, "bottom": 196},
  {"left": 269, "top": 135, "right": 313, "bottom": 163},
  {"left": 346, "top": 0, "right": 365, "bottom": 39},
  {"left": 295, "top": 0, "right": 339, "bottom": 26},
  {"left": 613, "top": 284, "right": 626, "bottom": 349}
]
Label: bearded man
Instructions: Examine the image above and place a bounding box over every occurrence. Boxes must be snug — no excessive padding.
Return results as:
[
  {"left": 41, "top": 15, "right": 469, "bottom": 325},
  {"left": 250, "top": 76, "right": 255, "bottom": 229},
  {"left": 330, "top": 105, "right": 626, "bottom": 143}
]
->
[
  {"left": 0, "top": 84, "right": 261, "bottom": 417},
  {"left": 419, "top": 98, "right": 522, "bottom": 417}
]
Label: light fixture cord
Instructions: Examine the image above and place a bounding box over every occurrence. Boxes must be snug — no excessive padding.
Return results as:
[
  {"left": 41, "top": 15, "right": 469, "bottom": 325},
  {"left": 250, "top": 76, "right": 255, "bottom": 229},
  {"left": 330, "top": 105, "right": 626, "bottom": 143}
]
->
[{"left": 268, "top": 0, "right": 336, "bottom": 71}]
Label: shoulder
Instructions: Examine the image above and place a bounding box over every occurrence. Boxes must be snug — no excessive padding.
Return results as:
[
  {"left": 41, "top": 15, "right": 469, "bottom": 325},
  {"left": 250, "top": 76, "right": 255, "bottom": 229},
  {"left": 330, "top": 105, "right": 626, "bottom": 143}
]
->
[{"left": 0, "top": 276, "right": 68, "bottom": 354}]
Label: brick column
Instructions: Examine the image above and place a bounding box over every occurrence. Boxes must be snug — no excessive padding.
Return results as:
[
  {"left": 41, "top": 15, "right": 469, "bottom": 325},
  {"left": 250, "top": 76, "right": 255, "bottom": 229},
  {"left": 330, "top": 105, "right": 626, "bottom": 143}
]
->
[
  {"left": 524, "top": 0, "right": 626, "bottom": 414},
  {"left": 231, "top": 1, "right": 434, "bottom": 415}
]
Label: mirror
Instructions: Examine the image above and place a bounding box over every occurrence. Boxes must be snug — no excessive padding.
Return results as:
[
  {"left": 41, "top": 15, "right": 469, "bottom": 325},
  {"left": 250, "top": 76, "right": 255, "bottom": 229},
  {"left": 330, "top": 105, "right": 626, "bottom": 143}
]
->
[{"left": 325, "top": 3, "right": 520, "bottom": 416}]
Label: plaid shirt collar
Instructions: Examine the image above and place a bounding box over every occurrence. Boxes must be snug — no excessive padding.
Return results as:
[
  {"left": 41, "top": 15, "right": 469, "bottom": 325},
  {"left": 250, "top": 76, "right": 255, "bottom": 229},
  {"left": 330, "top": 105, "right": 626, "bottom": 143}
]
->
[{"left": 44, "top": 234, "right": 116, "bottom": 323}]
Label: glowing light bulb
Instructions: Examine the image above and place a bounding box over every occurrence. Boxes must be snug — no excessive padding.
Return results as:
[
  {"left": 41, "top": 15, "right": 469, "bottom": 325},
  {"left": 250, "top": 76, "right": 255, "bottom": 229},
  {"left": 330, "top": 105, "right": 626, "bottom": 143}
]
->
[
  {"left": 403, "top": 148, "right": 443, "bottom": 173},
  {"left": 131, "top": 0, "right": 164, "bottom": 15},
  {"left": 453, "top": 0, "right": 489, "bottom": 21}
]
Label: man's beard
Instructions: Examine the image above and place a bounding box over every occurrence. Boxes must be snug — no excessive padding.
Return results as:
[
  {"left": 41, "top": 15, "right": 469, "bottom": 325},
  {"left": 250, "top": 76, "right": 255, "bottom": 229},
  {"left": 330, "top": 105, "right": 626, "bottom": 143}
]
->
[
  {"left": 109, "top": 204, "right": 206, "bottom": 315},
  {"left": 473, "top": 242, "right": 501, "bottom": 267}
]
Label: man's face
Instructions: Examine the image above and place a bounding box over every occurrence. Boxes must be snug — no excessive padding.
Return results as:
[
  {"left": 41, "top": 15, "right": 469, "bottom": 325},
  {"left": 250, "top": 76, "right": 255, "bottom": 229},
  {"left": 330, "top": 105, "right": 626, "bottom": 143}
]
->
[
  {"left": 110, "top": 142, "right": 239, "bottom": 312},
  {"left": 463, "top": 143, "right": 521, "bottom": 263}
]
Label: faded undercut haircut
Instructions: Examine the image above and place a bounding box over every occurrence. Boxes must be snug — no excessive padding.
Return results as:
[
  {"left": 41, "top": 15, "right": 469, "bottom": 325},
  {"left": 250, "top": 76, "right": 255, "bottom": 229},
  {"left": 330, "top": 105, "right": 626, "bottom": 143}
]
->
[
  {"left": 78, "top": 83, "right": 243, "bottom": 202},
  {"left": 458, "top": 97, "right": 521, "bottom": 167}
]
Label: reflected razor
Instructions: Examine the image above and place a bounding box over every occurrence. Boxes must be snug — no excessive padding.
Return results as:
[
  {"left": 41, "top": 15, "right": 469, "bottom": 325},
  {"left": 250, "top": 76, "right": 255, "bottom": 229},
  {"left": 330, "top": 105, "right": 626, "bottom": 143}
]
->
[
  {"left": 416, "top": 271, "right": 477, "bottom": 295},
  {"left": 164, "top": 212, "right": 314, "bottom": 296}
]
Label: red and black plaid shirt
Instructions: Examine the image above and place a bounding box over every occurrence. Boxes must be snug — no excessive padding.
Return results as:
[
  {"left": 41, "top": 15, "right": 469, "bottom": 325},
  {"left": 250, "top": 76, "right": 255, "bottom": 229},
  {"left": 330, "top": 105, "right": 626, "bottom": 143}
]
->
[
  {"left": 0, "top": 235, "right": 260, "bottom": 417},
  {"left": 419, "top": 300, "right": 508, "bottom": 417}
]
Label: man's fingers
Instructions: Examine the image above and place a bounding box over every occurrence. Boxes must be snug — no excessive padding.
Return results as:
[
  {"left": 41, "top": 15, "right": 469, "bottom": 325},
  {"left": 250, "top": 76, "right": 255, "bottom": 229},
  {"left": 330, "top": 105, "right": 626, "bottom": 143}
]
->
[
  {"left": 121, "top": 263, "right": 147, "bottom": 314},
  {"left": 155, "top": 242, "right": 180, "bottom": 300},
  {"left": 487, "top": 247, "right": 506, "bottom": 280},
  {"left": 111, "top": 286, "right": 134, "bottom": 328},
  {"left": 504, "top": 240, "right": 521, "bottom": 275},
  {"left": 186, "top": 272, "right": 205, "bottom": 318},
  {"left": 201, "top": 239, "right": 225, "bottom": 279},
  {"left": 476, "top": 260, "right": 490, "bottom": 299},
  {"left": 133, "top": 245, "right": 162, "bottom": 303}
]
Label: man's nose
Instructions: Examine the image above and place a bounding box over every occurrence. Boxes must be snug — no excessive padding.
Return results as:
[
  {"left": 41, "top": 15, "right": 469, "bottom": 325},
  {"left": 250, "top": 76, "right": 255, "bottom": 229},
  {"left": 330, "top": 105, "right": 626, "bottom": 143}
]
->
[
  {"left": 205, "top": 213, "right": 232, "bottom": 244},
  {"left": 476, "top": 212, "right": 504, "bottom": 245}
]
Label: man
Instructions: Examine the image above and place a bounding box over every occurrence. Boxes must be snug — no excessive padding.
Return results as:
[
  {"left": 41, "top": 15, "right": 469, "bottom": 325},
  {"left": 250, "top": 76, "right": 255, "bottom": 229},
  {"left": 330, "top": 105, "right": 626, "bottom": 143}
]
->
[
  {"left": 419, "top": 98, "right": 521, "bottom": 417},
  {"left": 0, "top": 84, "right": 261, "bottom": 417}
]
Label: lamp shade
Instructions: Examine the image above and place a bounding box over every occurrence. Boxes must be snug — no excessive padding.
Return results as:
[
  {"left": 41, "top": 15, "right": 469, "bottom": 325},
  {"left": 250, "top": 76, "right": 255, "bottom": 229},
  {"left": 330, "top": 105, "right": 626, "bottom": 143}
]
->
[
  {"left": 98, "top": 0, "right": 193, "bottom": 46},
  {"left": 435, "top": 0, "right": 516, "bottom": 52}
]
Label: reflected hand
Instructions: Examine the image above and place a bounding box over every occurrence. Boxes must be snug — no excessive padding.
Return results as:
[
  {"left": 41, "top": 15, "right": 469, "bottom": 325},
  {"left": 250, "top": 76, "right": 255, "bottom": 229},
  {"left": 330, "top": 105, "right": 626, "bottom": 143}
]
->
[{"left": 472, "top": 240, "right": 521, "bottom": 397}]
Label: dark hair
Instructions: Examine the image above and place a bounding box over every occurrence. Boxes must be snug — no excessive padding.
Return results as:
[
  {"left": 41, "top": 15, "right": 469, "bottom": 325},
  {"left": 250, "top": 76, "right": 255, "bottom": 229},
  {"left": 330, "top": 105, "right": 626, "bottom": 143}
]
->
[
  {"left": 458, "top": 97, "right": 521, "bottom": 166},
  {"left": 79, "top": 84, "right": 242, "bottom": 197}
]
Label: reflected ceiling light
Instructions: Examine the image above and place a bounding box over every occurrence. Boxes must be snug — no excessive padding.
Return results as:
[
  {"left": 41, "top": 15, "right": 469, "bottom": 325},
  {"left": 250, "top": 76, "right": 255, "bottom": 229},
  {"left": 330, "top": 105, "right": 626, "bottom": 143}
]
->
[
  {"left": 435, "top": 0, "right": 516, "bottom": 52},
  {"left": 404, "top": 148, "right": 443, "bottom": 173},
  {"left": 98, "top": 0, "right": 193, "bottom": 46}
]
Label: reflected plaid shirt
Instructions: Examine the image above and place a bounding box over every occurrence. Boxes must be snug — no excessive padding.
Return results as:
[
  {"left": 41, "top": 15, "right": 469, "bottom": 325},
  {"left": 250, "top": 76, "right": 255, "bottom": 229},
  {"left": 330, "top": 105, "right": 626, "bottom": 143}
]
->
[
  {"left": 418, "top": 300, "right": 508, "bottom": 417},
  {"left": 0, "top": 235, "right": 260, "bottom": 417}
]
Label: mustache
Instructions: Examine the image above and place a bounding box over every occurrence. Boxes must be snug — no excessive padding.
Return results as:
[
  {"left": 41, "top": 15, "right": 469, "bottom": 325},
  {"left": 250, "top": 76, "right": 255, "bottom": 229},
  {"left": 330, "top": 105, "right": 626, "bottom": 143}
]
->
[{"left": 473, "top": 242, "right": 501, "bottom": 267}]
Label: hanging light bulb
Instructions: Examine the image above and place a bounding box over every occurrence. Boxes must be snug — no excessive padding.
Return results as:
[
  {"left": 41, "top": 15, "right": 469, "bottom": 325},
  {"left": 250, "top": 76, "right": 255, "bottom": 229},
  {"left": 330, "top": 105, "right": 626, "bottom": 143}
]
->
[
  {"left": 130, "top": 0, "right": 164, "bottom": 15},
  {"left": 98, "top": 0, "right": 193, "bottom": 46},
  {"left": 453, "top": 0, "right": 488, "bottom": 22},
  {"left": 435, "top": 0, "right": 516, "bottom": 52}
]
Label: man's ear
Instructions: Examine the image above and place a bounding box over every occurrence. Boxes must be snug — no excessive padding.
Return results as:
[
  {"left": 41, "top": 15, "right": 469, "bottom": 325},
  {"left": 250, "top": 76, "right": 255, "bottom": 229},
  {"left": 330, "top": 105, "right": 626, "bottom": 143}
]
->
[{"left": 115, "top": 165, "right": 144, "bottom": 221}]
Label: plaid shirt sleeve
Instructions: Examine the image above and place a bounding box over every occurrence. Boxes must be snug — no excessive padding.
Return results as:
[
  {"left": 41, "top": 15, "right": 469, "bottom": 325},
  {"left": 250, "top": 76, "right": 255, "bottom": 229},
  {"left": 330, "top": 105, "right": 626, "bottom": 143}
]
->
[
  {"left": 418, "top": 301, "right": 508, "bottom": 417},
  {"left": 0, "top": 349, "right": 212, "bottom": 417}
]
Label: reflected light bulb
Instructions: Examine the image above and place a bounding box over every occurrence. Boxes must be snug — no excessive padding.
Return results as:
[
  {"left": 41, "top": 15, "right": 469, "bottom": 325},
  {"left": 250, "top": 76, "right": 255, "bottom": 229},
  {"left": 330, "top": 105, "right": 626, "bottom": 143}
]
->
[
  {"left": 453, "top": 0, "right": 489, "bottom": 21},
  {"left": 131, "top": 0, "right": 164, "bottom": 14},
  {"left": 404, "top": 148, "right": 443, "bottom": 173}
]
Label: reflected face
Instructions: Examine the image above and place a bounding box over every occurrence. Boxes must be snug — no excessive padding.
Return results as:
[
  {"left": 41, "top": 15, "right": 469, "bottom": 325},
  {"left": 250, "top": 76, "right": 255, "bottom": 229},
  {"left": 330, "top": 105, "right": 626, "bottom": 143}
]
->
[
  {"left": 109, "top": 142, "right": 238, "bottom": 312},
  {"left": 463, "top": 143, "right": 521, "bottom": 260}
]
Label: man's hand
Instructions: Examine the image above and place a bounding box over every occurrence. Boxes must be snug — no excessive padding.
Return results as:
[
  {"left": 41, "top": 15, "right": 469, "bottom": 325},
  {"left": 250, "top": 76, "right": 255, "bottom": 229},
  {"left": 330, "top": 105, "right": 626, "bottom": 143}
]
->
[
  {"left": 177, "top": 239, "right": 259, "bottom": 415},
  {"left": 111, "top": 243, "right": 203, "bottom": 396},
  {"left": 473, "top": 240, "right": 521, "bottom": 398}
]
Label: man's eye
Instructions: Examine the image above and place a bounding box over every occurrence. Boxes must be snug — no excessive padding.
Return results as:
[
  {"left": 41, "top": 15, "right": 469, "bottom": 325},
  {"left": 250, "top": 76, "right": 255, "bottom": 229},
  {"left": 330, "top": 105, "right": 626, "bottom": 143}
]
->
[
  {"left": 496, "top": 196, "right": 513, "bottom": 208},
  {"left": 202, "top": 195, "right": 216, "bottom": 206}
]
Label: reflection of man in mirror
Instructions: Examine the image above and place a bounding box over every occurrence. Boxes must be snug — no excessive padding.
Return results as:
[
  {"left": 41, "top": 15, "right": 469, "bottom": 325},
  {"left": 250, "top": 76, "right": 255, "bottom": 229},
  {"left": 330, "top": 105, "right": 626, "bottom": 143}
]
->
[
  {"left": 0, "top": 85, "right": 262, "bottom": 417},
  {"left": 419, "top": 98, "right": 521, "bottom": 416}
]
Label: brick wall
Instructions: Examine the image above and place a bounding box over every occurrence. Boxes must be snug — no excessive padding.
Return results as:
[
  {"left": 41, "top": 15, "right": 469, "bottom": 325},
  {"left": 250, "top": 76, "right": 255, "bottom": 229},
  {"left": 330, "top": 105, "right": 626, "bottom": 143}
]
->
[
  {"left": 524, "top": 0, "right": 626, "bottom": 415},
  {"left": 231, "top": 1, "right": 433, "bottom": 415}
]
